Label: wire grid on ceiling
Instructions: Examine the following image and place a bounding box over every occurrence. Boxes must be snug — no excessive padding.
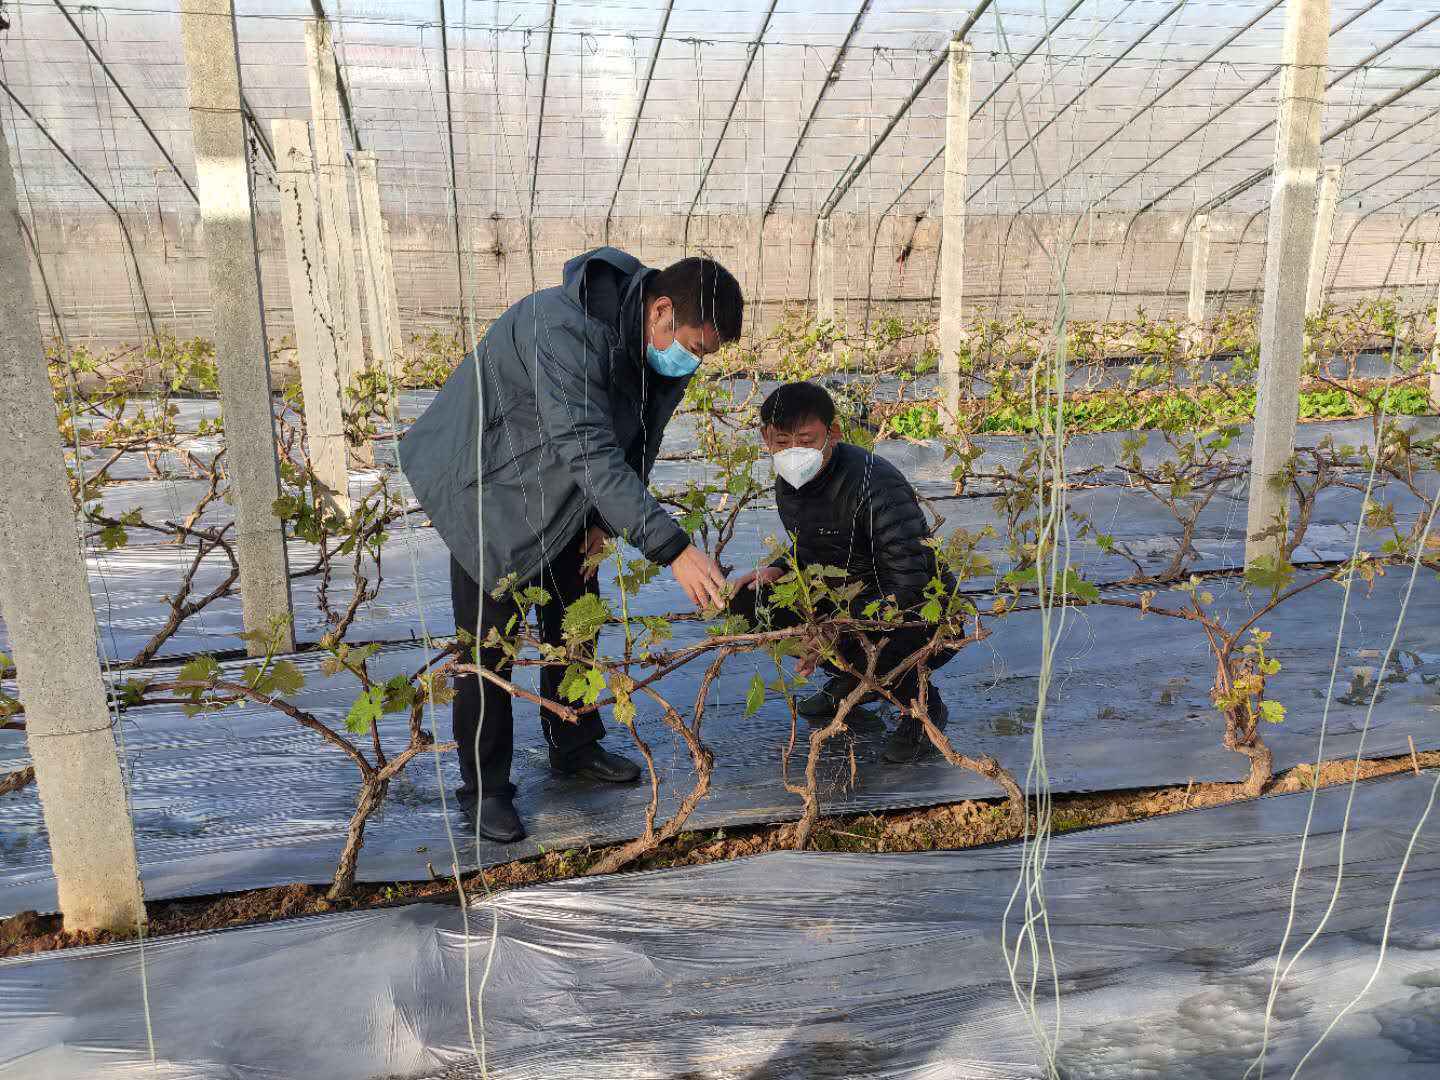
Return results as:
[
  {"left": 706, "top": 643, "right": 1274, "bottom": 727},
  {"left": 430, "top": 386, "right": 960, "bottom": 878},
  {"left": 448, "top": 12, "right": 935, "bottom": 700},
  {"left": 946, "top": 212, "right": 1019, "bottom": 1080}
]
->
[{"left": 1, "top": 0, "right": 1439, "bottom": 336}]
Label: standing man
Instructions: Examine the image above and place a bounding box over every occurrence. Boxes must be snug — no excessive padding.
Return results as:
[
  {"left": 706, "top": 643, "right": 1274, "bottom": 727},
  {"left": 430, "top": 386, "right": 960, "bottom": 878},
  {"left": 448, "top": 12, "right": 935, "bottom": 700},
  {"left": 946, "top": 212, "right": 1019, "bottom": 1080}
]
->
[{"left": 401, "top": 248, "right": 744, "bottom": 842}]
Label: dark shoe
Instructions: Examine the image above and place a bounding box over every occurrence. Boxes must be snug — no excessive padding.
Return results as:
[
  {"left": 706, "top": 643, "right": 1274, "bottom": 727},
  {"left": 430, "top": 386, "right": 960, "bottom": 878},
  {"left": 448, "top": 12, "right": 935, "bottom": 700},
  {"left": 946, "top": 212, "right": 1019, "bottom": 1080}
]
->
[
  {"left": 551, "top": 743, "right": 642, "bottom": 783},
  {"left": 455, "top": 784, "right": 478, "bottom": 816},
  {"left": 883, "top": 692, "right": 950, "bottom": 765},
  {"left": 475, "top": 794, "right": 526, "bottom": 844},
  {"left": 796, "top": 674, "right": 878, "bottom": 722}
]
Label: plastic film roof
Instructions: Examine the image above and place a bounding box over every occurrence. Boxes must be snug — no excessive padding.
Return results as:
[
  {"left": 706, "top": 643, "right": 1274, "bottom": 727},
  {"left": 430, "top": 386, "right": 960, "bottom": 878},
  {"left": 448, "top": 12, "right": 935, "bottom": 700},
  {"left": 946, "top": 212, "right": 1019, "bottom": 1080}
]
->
[{"left": 1, "top": 0, "right": 1439, "bottom": 224}]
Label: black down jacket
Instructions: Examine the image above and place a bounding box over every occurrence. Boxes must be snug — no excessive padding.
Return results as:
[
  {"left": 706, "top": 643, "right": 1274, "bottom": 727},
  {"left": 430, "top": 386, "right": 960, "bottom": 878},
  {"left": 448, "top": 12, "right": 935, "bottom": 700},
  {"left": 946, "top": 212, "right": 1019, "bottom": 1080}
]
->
[
  {"left": 773, "top": 442, "right": 945, "bottom": 609},
  {"left": 399, "top": 248, "right": 692, "bottom": 590}
]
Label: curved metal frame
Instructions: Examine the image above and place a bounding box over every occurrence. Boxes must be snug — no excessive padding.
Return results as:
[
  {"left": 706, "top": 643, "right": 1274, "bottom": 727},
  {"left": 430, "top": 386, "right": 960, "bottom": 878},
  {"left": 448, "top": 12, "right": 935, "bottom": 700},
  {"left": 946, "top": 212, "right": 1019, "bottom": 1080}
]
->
[
  {"left": 682, "top": 0, "right": 778, "bottom": 252},
  {"left": 0, "top": 76, "right": 159, "bottom": 341},
  {"left": 817, "top": 0, "right": 995, "bottom": 221},
  {"left": 603, "top": 0, "right": 676, "bottom": 242},
  {"left": 762, "top": 0, "right": 870, "bottom": 219}
]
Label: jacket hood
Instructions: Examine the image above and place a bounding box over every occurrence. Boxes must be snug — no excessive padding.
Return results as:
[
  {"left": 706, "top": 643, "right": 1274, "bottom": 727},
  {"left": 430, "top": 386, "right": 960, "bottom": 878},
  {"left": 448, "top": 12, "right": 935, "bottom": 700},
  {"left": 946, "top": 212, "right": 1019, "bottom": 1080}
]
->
[
  {"left": 562, "top": 245, "right": 643, "bottom": 291},
  {"left": 561, "top": 246, "right": 654, "bottom": 364}
]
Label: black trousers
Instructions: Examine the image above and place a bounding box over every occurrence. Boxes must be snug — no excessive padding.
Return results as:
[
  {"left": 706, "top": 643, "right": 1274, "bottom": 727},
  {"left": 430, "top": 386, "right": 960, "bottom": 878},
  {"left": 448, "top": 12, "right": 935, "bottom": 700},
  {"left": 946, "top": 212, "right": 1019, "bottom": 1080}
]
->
[
  {"left": 728, "top": 584, "right": 952, "bottom": 704},
  {"left": 449, "top": 528, "right": 606, "bottom": 800}
]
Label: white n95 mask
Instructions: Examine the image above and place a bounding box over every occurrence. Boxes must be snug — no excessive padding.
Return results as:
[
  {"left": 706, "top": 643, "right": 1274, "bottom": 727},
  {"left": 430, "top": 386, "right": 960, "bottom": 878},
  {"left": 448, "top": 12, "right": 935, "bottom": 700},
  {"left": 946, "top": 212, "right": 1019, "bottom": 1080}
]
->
[{"left": 772, "top": 444, "right": 825, "bottom": 488}]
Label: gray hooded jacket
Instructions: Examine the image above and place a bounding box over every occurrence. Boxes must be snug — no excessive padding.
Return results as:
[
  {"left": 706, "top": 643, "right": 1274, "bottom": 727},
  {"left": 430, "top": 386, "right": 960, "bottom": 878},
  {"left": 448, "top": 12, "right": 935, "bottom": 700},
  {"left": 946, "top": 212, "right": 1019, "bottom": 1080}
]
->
[{"left": 399, "top": 247, "right": 692, "bottom": 590}]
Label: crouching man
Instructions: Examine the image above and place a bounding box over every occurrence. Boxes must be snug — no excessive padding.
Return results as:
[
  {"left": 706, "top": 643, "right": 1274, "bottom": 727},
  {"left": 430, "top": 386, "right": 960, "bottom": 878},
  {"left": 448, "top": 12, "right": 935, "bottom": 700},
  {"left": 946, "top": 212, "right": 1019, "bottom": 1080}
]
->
[{"left": 729, "top": 381, "right": 954, "bottom": 763}]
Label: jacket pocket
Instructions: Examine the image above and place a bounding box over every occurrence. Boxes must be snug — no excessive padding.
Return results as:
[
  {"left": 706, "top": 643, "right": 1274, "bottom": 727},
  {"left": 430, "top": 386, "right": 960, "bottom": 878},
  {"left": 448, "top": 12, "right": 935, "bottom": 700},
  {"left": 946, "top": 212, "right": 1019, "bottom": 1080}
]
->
[{"left": 477, "top": 423, "right": 544, "bottom": 481}]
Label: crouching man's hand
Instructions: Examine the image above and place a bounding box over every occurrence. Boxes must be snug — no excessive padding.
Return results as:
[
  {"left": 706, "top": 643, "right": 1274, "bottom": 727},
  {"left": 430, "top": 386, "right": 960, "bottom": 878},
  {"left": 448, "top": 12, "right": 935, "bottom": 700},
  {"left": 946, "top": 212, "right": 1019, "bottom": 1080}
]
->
[
  {"left": 732, "top": 565, "right": 784, "bottom": 593},
  {"left": 670, "top": 544, "right": 728, "bottom": 610}
]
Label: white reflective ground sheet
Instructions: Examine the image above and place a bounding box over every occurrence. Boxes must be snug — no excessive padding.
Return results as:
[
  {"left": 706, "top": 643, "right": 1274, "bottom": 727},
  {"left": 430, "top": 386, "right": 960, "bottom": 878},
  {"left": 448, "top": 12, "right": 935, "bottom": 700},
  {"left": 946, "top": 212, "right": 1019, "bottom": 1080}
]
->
[{"left": 2, "top": 775, "right": 1438, "bottom": 1079}]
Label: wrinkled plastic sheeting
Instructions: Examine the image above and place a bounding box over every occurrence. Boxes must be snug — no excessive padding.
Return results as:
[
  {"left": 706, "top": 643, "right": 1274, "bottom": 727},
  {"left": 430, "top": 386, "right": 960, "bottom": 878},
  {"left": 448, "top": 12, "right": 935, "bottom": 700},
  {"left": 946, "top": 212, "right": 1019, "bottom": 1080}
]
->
[
  {"left": 30, "top": 488, "right": 1423, "bottom": 664},
  {"left": 3, "top": 774, "right": 1439, "bottom": 1079},
  {"left": 76, "top": 407, "right": 1440, "bottom": 506},
  {"left": 22, "top": 455, "right": 1435, "bottom": 661},
  {"left": 34, "top": 410, "right": 1437, "bottom": 661},
  {"left": 3, "top": 571, "right": 1438, "bottom": 915}
]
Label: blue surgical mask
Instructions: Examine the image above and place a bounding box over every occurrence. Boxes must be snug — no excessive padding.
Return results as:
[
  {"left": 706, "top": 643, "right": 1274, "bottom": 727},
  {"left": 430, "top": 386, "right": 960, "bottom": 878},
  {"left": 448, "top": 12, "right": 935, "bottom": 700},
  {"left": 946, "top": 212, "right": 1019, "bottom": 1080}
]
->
[{"left": 645, "top": 313, "right": 702, "bottom": 377}]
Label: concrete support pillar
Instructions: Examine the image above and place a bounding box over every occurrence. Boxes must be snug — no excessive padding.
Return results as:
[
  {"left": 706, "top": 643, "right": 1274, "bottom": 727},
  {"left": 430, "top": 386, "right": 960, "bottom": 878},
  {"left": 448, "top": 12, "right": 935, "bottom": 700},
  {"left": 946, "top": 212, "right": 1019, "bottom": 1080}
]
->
[
  {"left": 751, "top": 213, "right": 768, "bottom": 338},
  {"left": 1429, "top": 276, "right": 1440, "bottom": 410},
  {"left": 274, "top": 119, "right": 351, "bottom": 515},
  {"left": 304, "top": 19, "right": 366, "bottom": 396},
  {"left": 1187, "top": 215, "right": 1210, "bottom": 326},
  {"left": 815, "top": 216, "right": 835, "bottom": 327},
  {"left": 182, "top": 0, "right": 295, "bottom": 655},
  {"left": 1245, "top": 0, "right": 1329, "bottom": 568},
  {"left": 380, "top": 221, "right": 403, "bottom": 348},
  {"left": 938, "top": 38, "right": 972, "bottom": 433},
  {"left": 380, "top": 220, "right": 403, "bottom": 365},
  {"left": 354, "top": 152, "right": 401, "bottom": 385},
  {"left": 0, "top": 126, "right": 145, "bottom": 933},
  {"left": 1305, "top": 165, "right": 1341, "bottom": 317}
]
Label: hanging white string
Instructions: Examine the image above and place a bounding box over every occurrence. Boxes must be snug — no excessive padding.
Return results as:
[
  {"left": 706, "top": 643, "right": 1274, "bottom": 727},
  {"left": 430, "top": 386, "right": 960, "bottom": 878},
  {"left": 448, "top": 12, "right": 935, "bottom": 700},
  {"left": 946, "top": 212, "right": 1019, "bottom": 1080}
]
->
[
  {"left": 1244, "top": 95, "right": 1430, "bottom": 1074},
  {"left": 992, "top": 6, "right": 1071, "bottom": 1074},
  {"left": 986, "top": 3, "right": 1151, "bottom": 1072},
  {"left": 406, "top": 12, "right": 488, "bottom": 1072},
  {"left": 1290, "top": 767, "right": 1440, "bottom": 1077}
]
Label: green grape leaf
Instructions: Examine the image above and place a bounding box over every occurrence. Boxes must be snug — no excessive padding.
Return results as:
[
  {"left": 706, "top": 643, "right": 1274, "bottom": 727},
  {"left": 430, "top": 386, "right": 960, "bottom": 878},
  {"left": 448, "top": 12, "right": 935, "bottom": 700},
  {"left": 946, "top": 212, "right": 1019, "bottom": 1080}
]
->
[
  {"left": 518, "top": 585, "right": 552, "bottom": 609},
  {"left": 558, "top": 664, "right": 606, "bottom": 706},
  {"left": 561, "top": 592, "right": 611, "bottom": 644},
  {"left": 614, "top": 693, "right": 636, "bottom": 727},
  {"left": 581, "top": 667, "right": 606, "bottom": 704},
  {"left": 1065, "top": 572, "right": 1101, "bottom": 603},
  {"left": 1244, "top": 555, "right": 1295, "bottom": 595},
  {"left": 708, "top": 614, "right": 752, "bottom": 637},
  {"left": 118, "top": 678, "right": 150, "bottom": 707},
  {"left": 345, "top": 687, "right": 386, "bottom": 734},
  {"left": 612, "top": 672, "right": 637, "bottom": 727},
  {"left": 745, "top": 672, "right": 766, "bottom": 717},
  {"left": 99, "top": 521, "right": 129, "bottom": 550},
  {"left": 240, "top": 663, "right": 265, "bottom": 691},
  {"left": 558, "top": 664, "right": 588, "bottom": 703},
  {"left": 177, "top": 655, "right": 220, "bottom": 688},
  {"left": 638, "top": 616, "right": 673, "bottom": 646},
  {"left": 381, "top": 673, "right": 415, "bottom": 712}
]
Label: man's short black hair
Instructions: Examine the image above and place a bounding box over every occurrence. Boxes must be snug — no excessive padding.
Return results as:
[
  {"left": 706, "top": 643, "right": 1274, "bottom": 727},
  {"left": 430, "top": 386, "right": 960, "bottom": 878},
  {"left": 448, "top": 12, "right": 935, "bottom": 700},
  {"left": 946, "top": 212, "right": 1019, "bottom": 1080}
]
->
[
  {"left": 647, "top": 257, "right": 744, "bottom": 343},
  {"left": 760, "top": 381, "right": 836, "bottom": 431}
]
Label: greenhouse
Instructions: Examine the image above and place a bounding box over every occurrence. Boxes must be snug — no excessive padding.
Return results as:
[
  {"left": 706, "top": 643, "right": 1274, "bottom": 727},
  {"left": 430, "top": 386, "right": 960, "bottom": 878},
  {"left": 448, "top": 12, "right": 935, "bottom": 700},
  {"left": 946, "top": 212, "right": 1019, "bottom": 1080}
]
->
[{"left": 1, "top": 0, "right": 1439, "bottom": 1076}]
